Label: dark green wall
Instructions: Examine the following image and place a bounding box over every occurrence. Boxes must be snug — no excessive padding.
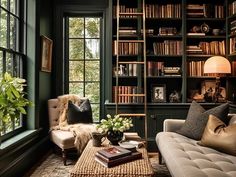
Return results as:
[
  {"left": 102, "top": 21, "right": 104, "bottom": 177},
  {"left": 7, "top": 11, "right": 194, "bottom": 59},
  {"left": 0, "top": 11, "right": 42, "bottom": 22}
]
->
[{"left": 0, "top": 0, "right": 53, "bottom": 176}]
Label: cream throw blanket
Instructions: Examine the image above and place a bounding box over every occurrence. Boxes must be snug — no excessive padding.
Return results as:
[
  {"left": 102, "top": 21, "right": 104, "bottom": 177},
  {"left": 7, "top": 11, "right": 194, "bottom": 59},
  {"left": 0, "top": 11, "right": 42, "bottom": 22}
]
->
[{"left": 51, "top": 94, "right": 96, "bottom": 154}]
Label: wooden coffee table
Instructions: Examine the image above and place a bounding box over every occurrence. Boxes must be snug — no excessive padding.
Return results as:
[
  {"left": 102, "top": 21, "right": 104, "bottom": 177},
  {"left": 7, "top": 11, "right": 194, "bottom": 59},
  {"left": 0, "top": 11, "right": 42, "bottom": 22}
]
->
[{"left": 70, "top": 140, "right": 154, "bottom": 177}]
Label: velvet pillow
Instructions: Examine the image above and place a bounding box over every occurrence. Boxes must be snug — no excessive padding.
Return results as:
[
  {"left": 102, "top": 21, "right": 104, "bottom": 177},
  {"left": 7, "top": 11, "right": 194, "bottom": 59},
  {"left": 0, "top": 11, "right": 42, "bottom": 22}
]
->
[
  {"left": 176, "top": 101, "right": 229, "bottom": 140},
  {"left": 199, "top": 114, "right": 236, "bottom": 156},
  {"left": 67, "top": 99, "right": 93, "bottom": 124}
]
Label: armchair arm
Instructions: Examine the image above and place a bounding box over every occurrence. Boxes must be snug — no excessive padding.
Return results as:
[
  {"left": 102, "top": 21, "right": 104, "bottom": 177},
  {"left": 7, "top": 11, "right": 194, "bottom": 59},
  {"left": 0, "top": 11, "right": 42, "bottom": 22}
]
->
[{"left": 163, "top": 119, "right": 185, "bottom": 132}]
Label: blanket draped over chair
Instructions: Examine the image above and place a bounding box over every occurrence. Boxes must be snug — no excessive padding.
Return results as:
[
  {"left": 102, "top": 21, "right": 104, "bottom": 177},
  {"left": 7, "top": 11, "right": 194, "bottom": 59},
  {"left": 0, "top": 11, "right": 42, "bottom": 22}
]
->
[{"left": 51, "top": 94, "right": 96, "bottom": 154}]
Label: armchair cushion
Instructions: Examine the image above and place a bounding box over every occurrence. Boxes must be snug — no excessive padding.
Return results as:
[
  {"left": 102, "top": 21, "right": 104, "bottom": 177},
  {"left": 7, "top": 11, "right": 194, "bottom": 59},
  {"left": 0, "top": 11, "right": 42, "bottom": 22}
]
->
[
  {"left": 50, "top": 130, "right": 75, "bottom": 149},
  {"left": 67, "top": 99, "right": 93, "bottom": 124},
  {"left": 176, "top": 101, "right": 229, "bottom": 140}
]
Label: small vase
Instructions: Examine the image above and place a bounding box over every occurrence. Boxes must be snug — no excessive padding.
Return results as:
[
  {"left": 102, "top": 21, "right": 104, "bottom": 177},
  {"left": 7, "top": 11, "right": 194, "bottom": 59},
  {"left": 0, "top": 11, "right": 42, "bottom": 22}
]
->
[{"left": 107, "top": 130, "right": 123, "bottom": 145}]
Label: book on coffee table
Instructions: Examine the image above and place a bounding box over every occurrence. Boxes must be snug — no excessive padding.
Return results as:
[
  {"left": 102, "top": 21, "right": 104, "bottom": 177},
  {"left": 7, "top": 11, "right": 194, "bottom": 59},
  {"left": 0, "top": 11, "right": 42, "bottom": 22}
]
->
[
  {"left": 95, "top": 151, "right": 142, "bottom": 168},
  {"left": 97, "top": 146, "right": 132, "bottom": 160}
]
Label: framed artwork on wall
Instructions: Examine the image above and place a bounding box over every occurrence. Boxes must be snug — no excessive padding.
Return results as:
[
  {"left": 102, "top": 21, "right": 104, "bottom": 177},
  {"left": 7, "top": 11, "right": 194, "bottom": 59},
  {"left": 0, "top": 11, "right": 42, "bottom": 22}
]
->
[
  {"left": 41, "top": 35, "right": 53, "bottom": 72},
  {"left": 151, "top": 84, "right": 166, "bottom": 102}
]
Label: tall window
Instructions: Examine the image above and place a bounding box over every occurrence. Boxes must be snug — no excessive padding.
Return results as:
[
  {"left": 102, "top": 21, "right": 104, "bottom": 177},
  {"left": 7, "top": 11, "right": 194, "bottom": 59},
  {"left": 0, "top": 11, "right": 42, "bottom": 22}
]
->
[
  {"left": 66, "top": 16, "right": 101, "bottom": 122},
  {"left": 0, "top": 0, "right": 26, "bottom": 140}
]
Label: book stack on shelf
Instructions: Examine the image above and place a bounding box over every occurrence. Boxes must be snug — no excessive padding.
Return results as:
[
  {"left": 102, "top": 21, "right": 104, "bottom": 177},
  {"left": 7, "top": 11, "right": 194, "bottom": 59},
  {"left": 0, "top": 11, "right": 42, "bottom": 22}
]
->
[
  {"left": 113, "top": 6, "right": 137, "bottom": 18},
  {"left": 186, "top": 45, "right": 203, "bottom": 55},
  {"left": 158, "top": 27, "right": 178, "bottom": 36},
  {"left": 187, "top": 4, "right": 224, "bottom": 18},
  {"left": 119, "top": 27, "right": 137, "bottom": 36},
  {"left": 113, "top": 41, "right": 140, "bottom": 55},
  {"left": 164, "top": 67, "right": 181, "bottom": 76},
  {"left": 95, "top": 146, "right": 142, "bottom": 168}
]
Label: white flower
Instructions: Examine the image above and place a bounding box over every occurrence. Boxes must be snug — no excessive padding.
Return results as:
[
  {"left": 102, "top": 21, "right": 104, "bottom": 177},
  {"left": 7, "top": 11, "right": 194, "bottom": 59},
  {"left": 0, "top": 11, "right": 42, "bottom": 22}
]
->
[{"left": 107, "top": 114, "right": 111, "bottom": 119}]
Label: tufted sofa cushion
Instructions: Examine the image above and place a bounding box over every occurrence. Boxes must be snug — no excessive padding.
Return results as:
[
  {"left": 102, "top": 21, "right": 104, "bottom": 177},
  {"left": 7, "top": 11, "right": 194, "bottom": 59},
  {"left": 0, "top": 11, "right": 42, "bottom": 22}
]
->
[{"left": 156, "top": 132, "right": 236, "bottom": 177}]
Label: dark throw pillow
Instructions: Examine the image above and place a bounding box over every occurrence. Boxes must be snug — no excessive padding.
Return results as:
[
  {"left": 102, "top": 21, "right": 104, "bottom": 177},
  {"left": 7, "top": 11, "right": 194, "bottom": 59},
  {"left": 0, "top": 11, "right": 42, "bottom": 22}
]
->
[
  {"left": 199, "top": 114, "right": 236, "bottom": 156},
  {"left": 67, "top": 99, "right": 93, "bottom": 124},
  {"left": 176, "top": 101, "right": 229, "bottom": 140}
]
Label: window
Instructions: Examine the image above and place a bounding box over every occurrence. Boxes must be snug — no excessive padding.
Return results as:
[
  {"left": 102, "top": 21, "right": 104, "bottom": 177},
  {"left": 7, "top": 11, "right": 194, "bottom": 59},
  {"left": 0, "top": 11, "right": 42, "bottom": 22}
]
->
[
  {"left": 0, "top": 0, "right": 26, "bottom": 140},
  {"left": 65, "top": 16, "right": 102, "bottom": 122}
]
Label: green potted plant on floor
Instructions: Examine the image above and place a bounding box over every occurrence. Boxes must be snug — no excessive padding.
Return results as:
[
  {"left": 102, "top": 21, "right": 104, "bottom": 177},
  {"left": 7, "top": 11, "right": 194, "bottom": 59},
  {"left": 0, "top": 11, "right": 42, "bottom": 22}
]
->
[{"left": 0, "top": 72, "right": 32, "bottom": 146}]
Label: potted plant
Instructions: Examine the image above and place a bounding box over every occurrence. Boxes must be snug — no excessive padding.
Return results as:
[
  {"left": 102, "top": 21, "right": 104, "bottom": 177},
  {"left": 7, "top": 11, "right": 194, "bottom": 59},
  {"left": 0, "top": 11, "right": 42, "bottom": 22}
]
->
[
  {"left": 0, "top": 72, "right": 32, "bottom": 145},
  {"left": 96, "top": 114, "right": 133, "bottom": 145}
]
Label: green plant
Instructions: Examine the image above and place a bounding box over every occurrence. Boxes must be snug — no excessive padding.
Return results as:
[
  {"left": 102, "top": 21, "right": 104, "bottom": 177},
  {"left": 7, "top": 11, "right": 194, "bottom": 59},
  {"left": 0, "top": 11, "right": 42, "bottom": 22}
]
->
[
  {"left": 0, "top": 72, "right": 32, "bottom": 127},
  {"left": 96, "top": 114, "right": 133, "bottom": 133}
]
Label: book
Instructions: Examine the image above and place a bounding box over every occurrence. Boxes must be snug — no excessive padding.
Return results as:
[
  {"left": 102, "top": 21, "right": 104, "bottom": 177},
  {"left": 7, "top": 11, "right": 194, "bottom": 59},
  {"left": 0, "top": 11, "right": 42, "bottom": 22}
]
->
[
  {"left": 97, "top": 146, "right": 132, "bottom": 160},
  {"left": 95, "top": 151, "right": 142, "bottom": 168},
  {"left": 123, "top": 132, "right": 142, "bottom": 141}
]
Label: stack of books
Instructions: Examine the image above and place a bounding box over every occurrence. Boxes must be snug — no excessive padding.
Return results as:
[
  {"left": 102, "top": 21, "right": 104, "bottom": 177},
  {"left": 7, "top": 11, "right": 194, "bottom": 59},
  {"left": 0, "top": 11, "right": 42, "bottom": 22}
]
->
[{"left": 95, "top": 146, "right": 142, "bottom": 168}]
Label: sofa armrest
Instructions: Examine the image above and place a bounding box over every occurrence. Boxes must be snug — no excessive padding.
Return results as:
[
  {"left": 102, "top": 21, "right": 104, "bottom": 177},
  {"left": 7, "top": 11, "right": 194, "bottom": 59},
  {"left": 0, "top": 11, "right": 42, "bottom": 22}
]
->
[{"left": 163, "top": 119, "right": 185, "bottom": 132}]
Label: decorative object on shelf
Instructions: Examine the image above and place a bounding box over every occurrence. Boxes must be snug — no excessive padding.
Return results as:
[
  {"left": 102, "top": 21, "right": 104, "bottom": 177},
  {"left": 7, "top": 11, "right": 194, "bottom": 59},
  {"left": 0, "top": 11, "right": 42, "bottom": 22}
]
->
[
  {"left": 212, "top": 28, "right": 220, "bottom": 36},
  {"left": 204, "top": 56, "right": 231, "bottom": 102},
  {"left": 96, "top": 114, "right": 133, "bottom": 145},
  {"left": 169, "top": 90, "right": 181, "bottom": 103},
  {"left": 91, "top": 132, "right": 106, "bottom": 147},
  {"left": 151, "top": 84, "right": 166, "bottom": 103},
  {"left": 41, "top": 35, "right": 53, "bottom": 72},
  {"left": 201, "top": 23, "right": 210, "bottom": 33}
]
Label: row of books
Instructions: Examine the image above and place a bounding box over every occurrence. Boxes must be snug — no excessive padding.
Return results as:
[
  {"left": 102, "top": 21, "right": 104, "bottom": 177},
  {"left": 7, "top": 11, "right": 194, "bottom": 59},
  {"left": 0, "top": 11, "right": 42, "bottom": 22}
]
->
[
  {"left": 153, "top": 40, "right": 183, "bottom": 55},
  {"left": 112, "top": 86, "right": 144, "bottom": 103},
  {"left": 199, "top": 41, "right": 225, "bottom": 55},
  {"left": 113, "top": 64, "right": 137, "bottom": 77},
  {"left": 230, "top": 20, "right": 236, "bottom": 35},
  {"left": 232, "top": 61, "right": 236, "bottom": 76},
  {"left": 145, "top": 4, "right": 181, "bottom": 18},
  {"left": 186, "top": 4, "right": 224, "bottom": 18},
  {"left": 95, "top": 146, "right": 142, "bottom": 168},
  {"left": 187, "top": 41, "right": 225, "bottom": 55},
  {"left": 229, "top": 1, "right": 236, "bottom": 16},
  {"left": 113, "top": 6, "right": 138, "bottom": 18},
  {"left": 113, "top": 41, "right": 141, "bottom": 55},
  {"left": 188, "top": 61, "right": 205, "bottom": 77},
  {"left": 230, "top": 37, "right": 236, "bottom": 54}
]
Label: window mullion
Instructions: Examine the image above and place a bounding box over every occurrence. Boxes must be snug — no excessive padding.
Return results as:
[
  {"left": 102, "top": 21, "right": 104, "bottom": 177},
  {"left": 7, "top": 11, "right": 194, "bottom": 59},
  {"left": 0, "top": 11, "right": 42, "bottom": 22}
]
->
[{"left": 83, "top": 17, "right": 86, "bottom": 97}]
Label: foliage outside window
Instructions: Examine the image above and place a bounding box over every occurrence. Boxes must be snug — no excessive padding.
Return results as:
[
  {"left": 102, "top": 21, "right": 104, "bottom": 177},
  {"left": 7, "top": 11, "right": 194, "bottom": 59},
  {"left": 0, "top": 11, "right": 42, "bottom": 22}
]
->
[
  {"left": 67, "top": 17, "right": 101, "bottom": 122},
  {"left": 0, "top": 0, "right": 26, "bottom": 139}
]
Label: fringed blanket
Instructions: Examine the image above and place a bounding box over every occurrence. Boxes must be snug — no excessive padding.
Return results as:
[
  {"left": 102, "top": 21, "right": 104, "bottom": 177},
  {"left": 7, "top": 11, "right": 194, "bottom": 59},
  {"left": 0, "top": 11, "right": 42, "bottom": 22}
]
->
[{"left": 51, "top": 94, "right": 96, "bottom": 154}]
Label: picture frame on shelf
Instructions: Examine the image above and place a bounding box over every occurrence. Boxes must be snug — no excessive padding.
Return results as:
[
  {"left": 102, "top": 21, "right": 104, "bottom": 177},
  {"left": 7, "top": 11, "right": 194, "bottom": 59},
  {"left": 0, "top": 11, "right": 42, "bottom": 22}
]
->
[
  {"left": 41, "top": 35, "right": 53, "bottom": 72},
  {"left": 151, "top": 84, "right": 166, "bottom": 102},
  {"left": 201, "top": 80, "right": 226, "bottom": 102}
]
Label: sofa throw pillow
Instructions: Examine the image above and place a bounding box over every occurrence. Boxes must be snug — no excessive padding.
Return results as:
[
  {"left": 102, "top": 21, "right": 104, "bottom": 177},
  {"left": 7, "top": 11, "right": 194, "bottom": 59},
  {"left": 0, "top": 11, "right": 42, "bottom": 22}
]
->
[
  {"left": 199, "top": 114, "right": 236, "bottom": 156},
  {"left": 67, "top": 99, "right": 93, "bottom": 124},
  {"left": 176, "top": 101, "right": 229, "bottom": 140}
]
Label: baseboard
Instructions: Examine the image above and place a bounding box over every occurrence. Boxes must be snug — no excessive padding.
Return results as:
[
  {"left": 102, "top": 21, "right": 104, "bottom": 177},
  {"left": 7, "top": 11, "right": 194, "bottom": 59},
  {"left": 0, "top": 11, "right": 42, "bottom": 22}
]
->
[{"left": 0, "top": 135, "right": 51, "bottom": 177}]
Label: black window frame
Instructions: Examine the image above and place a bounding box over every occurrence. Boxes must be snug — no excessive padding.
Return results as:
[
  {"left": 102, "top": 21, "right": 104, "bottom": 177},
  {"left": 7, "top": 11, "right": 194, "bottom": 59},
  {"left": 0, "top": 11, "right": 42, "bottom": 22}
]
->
[
  {"left": 0, "top": 0, "right": 27, "bottom": 141},
  {"left": 64, "top": 13, "right": 104, "bottom": 122}
]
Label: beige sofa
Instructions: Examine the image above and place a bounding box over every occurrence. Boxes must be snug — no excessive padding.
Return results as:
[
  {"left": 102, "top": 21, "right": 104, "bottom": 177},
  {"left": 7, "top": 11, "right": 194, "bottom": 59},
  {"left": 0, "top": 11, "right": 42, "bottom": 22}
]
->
[{"left": 156, "top": 114, "right": 236, "bottom": 177}]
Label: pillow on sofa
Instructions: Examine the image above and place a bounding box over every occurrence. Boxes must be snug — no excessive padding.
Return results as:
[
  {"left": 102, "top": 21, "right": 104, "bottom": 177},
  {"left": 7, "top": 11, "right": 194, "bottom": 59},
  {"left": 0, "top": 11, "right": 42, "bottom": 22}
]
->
[
  {"left": 199, "top": 114, "right": 236, "bottom": 156},
  {"left": 67, "top": 99, "right": 93, "bottom": 124},
  {"left": 176, "top": 101, "right": 229, "bottom": 140}
]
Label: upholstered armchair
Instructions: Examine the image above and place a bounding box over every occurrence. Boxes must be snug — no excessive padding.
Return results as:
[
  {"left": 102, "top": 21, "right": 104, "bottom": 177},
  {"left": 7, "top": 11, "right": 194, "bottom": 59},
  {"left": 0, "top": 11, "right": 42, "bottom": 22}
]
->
[{"left": 48, "top": 96, "right": 93, "bottom": 165}]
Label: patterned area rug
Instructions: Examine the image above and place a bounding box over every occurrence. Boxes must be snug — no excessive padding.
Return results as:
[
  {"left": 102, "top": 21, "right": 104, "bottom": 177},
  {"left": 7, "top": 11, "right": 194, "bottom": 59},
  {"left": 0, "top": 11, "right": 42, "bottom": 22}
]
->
[{"left": 24, "top": 153, "right": 171, "bottom": 177}]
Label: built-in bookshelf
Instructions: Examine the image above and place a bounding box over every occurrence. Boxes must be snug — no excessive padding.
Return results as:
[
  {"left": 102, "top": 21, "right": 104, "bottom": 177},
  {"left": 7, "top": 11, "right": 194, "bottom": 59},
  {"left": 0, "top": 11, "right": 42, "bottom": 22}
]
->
[
  {"left": 110, "top": 0, "right": 236, "bottom": 105},
  {"left": 107, "top": 0, "right": 236, "bottom": 151}
]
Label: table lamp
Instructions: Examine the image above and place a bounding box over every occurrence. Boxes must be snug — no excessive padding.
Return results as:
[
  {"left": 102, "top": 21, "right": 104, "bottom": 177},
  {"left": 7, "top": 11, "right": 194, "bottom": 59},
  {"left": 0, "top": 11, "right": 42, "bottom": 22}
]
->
[{"left": 203, "top": 56, "right": 231, "bottom": 102}]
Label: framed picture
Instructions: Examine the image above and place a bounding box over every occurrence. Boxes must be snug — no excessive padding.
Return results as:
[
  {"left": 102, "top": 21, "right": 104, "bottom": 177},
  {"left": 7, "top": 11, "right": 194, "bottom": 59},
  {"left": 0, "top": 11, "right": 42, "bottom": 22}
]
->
[
  {"left": 41, "top": 35, "right": 53, "bottom": 72},
  {"left": 152, "top": 84, "right": 166, "bottom": 102},
  {"left": 201, "top": 80, "right": 226, "bottom": 102}
]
